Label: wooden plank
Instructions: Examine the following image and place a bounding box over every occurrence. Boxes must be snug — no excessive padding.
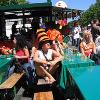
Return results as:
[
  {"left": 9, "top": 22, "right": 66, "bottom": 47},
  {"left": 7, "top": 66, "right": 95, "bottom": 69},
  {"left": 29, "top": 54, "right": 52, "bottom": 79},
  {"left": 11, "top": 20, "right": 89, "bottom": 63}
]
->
[
  {"left": 34, "top": 91, "right": 54, "bottom": 100},
  {"left": 0, "top": 72, "right": 24, "bottom": 89}
]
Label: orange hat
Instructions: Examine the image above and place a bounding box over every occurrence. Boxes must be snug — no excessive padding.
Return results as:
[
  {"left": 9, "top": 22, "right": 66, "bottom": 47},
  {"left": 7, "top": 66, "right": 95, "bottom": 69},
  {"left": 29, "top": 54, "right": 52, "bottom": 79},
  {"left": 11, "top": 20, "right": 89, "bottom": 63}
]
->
[
  {"left": 36, "top": 28, "right": 47, "bottom": 40},
  {"left": 36, "top": 28, "right": 45, "bottom": 34},
  {"left": 37, "top": 32, "right": 48, "bottom": 41},
  {"left": 37, "top": 30, "right": 52, "bottom": 49}
]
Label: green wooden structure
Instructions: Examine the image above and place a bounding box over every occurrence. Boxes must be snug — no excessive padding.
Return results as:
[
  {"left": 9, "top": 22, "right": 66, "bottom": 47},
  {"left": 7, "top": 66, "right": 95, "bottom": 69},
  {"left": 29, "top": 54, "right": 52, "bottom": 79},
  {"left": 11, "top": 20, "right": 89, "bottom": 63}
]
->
[
  {"left": 0, "top": 55, "right": 13, "bottom": 84},
  {"left": 0, "top": 2, "right": 83, "bottom": 36}
]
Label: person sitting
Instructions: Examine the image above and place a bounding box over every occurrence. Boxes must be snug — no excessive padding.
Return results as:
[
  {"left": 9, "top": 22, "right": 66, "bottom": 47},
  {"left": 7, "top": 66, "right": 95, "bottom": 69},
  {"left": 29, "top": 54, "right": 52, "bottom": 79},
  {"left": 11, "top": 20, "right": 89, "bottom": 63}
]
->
[
  {"left": 80, "top": 31, "right": 96, "bottom": 57},
  {"left": 36, "top": 28, "right": 64, "bottom": 56},
  {"left": 13, "top": 35, "right": 30, "bottom": 64},
  {"left": 33, "top": 32, "right": 62, "bottom": 83},
  {"left": 51, "top": 39, "right": 64, "bottom": 56},
  {"left": 46, "top": 22, "right": 64, "bottom": 56},
  {"left": 12, "top": 35, "right": 35, "bottom": 85}
]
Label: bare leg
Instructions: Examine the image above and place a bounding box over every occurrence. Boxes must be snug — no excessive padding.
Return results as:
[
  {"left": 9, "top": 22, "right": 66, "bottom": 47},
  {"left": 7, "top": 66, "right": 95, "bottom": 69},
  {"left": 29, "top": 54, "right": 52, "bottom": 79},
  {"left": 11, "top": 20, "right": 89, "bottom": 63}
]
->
[
  {"left": 49, "top": 62, "right": 60, "bottom": 75},
  {"left": 36, "top": 65, "right": 55, "bottom": 83}
]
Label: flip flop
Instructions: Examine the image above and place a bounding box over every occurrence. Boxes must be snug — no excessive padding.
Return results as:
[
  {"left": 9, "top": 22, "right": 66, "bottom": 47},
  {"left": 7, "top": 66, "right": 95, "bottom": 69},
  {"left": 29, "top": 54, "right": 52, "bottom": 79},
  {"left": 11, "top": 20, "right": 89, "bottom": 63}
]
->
[{"left": 44, "top": 76, "right": 50, "bottom": 83}]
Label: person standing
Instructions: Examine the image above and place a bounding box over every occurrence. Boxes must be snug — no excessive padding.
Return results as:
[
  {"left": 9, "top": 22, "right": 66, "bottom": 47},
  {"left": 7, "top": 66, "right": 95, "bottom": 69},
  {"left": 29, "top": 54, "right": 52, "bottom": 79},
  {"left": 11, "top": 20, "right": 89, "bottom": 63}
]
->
[
  {"left": 91, "top": 19, "right": 100, "bottom": 42},
  {"left": 72, "top": 22, "right": 81, "bottom": 48},
  {"left": 33, "top": 31, "right": 62, "bottom": 83},
  {"left": 11, "top": 21, "right": 18, "bottom": 40}
]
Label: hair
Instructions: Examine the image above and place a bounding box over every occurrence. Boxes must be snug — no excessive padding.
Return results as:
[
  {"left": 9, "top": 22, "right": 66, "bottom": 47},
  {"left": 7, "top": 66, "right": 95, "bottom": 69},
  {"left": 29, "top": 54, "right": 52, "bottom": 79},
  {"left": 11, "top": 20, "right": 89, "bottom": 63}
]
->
[
  {"left": 14, "top": 35, "right": 27, "bottom": 50},
  {"left": 14, "top": 21, "right": 18, "bottom": 25},
  {"left": 46, "top": 21, "right": 56, "bottom": 30},
  {"left": 73, "top": 22, "right": 79, "bottom": 27},
  {"left": 92, "top": 19, "right": 99, "bottom": 24},
  {"left": 39, "top": 39, "right": 52, "bottom": 49},
  {"left": 83, "top": 31, "right": 93, "bottom": 43}
]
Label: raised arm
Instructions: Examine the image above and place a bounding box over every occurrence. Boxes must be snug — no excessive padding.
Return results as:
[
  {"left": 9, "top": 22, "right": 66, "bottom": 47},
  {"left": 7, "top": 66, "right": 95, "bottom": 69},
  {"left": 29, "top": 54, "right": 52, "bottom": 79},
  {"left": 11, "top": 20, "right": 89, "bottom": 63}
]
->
[{"left": 49, "top": 49, "right": 63, "bottom": 65}]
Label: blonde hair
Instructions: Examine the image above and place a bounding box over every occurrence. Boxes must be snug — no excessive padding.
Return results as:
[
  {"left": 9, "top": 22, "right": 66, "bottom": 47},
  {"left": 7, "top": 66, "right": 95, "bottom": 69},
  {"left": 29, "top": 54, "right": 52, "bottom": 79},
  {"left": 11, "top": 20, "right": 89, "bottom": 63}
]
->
[{"left": 83, "top": 30, "right": 93, "bottom": 42}]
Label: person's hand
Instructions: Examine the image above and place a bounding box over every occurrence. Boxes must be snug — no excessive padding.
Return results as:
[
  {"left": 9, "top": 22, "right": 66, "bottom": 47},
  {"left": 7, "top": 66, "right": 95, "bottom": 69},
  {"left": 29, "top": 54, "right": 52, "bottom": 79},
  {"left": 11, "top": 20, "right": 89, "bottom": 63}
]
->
[
  {"left": 75, "top": 31, "right": 78, "bottom": 34},
  {"left": 8, "top": 49, "right": 13, "bottom": 54},
  {"left": 49, "top": 61, "right": 56, "bottom": 66},
  {"left": 46, "top": 61, "right": 53, "bottom": 71},
  {"left": 91, "top": 20, "right": 93, "bottom": 24},
  {"left": 47, "top": 62, "right": 51, "bottom": 65},
  {"left": 14, "top": 55, "right": 20, "bottom": 59}
]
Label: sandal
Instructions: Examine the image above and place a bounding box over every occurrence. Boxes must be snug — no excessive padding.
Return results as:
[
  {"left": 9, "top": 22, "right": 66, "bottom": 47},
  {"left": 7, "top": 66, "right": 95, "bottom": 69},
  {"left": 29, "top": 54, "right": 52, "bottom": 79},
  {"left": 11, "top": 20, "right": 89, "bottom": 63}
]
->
[{"left": 44, "top": 76, "right": 50, "bottom": 83}]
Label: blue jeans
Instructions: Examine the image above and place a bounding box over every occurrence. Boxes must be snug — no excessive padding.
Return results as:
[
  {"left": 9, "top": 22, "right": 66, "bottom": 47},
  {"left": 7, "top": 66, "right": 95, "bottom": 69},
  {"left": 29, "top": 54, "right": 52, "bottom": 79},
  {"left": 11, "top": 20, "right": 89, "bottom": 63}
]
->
[
  {"left": 8, "top": 59, "right": 35, "bottom": 78},
  {"left": 22, "top": 59, "right": 36, "bottom": 83}
]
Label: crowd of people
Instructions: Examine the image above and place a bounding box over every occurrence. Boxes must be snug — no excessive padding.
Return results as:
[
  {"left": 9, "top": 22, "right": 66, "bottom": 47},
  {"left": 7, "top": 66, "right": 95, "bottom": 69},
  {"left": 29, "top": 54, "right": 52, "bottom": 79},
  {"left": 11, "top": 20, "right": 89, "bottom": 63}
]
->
[
  {"left": 7, "top": 21, "right": 65, "bottom": 87},
  {"left": 1, "top": 18, "right": 100, "bottom": 98}
]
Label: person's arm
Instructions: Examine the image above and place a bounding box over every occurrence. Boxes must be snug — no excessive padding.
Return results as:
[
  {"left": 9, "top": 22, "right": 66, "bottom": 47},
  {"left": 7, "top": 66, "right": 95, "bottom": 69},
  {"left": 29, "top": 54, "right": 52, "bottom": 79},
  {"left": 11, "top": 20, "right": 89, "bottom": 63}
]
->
[
  {"left": 93, "top": 24, "right": 100, "bottom": 32},
  {"left": 93, "top": 42, "right": 96, "bottom": 54},
  {"left": 74, "top": 27, "right": 78, "bottom": 34},
  {"left": 78, "top": 26, "right": 81, "bottom": 33},
  {"left": 80, "top": 42, "right": 86, "bottom": 56},
  {"left": 51, "top": 40, "right": 64, "bottom": 56},
  {"left": 49, "top": 49, "right": 63, "bottom": 66},
  {"left": 33, "top": 50, "right": 48, "bottom": 64},
  {"left": 31, "top": 47, "right": 37, "bottom": 58},
  {"left": 57, "top": 41, "right": 64, "bottom": 56}
]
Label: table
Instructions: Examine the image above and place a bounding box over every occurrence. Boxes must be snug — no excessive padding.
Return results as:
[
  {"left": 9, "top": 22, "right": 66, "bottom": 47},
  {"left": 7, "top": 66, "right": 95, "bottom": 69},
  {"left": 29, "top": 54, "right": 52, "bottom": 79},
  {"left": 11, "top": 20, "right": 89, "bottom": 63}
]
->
[
  {"left": 0, "top": 55, "right": 13, "bottom": 84},
  {"left": 59, "top": 52, "right": 95, "bottom": 89},
  {"left": 68, "top": 66, "right": 100, "bottom": 100}
]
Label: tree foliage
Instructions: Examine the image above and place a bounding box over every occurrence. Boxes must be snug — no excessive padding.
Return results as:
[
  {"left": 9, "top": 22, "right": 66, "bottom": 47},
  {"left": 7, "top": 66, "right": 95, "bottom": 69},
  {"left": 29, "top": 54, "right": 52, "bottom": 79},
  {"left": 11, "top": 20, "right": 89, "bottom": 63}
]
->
[
  {"left": 80, "top": 2, "right": 100, "bottom": 26},
  {"left": 0, "top": 0, "right": 28, "bottom": 6},
  {"left": 16, "top": 0, "right": 28, "bottom": 4}
]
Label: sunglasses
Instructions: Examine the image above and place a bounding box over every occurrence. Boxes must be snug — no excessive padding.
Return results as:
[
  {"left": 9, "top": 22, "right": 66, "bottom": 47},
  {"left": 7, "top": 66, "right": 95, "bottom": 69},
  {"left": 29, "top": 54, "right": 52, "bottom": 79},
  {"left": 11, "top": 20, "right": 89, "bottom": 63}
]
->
[{"left": 46, "top": 43, "right": 50, "bottom": 45}]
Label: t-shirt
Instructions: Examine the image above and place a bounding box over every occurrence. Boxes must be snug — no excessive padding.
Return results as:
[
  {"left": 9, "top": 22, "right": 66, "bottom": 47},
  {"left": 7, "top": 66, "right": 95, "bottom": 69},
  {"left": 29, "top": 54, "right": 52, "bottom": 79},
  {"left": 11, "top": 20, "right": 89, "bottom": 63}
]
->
[
  {"left": 38, "top": 49, "right": 53, "bottom": 61},
  {"left": 16, "top": 49, "right": 28, "bottom": 64},
  {"left": 73, "top": 26, "right": 81, "bottom": 39}
]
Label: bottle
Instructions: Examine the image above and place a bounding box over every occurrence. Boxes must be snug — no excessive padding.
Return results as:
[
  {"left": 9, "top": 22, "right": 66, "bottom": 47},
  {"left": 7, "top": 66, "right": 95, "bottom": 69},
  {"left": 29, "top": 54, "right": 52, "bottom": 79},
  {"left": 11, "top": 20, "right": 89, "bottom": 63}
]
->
[
  {"left": 68, "top": 47, "right": 73, "bottom": 61},
  {"left": 13, "top": 48, "right": 16, "bottom": 55}
]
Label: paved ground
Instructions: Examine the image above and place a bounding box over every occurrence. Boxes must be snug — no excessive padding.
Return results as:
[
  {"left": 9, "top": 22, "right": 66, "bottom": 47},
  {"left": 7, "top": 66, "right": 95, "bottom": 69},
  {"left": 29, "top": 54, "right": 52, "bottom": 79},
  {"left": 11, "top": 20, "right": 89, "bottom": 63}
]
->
[
  {"left": 13, "top": 83, "right": 65, "bottom": 100},
  {"left": 14, "top": 87, "right": 32, "bottom": 100},
  {"left": 13, "top": 76, "right": 67, "bottom": 100}
]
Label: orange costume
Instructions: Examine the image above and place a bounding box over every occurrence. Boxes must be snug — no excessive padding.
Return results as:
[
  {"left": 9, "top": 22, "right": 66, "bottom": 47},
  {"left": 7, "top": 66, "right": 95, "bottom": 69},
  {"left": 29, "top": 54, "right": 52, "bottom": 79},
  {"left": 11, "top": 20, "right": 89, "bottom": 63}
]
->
[
  {"left": 46, "top": 29, "right": 63, "bottom": 43},
  {"left": 80, "top": 42, "right": 95, "bottom": 57}
]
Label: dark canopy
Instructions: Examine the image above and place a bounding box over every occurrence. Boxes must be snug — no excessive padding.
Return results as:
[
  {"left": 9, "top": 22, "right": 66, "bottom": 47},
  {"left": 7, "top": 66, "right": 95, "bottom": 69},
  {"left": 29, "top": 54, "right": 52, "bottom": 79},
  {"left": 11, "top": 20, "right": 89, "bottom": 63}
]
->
[{"left": 0, "top": 2, "right": 83, "bottom": 19}]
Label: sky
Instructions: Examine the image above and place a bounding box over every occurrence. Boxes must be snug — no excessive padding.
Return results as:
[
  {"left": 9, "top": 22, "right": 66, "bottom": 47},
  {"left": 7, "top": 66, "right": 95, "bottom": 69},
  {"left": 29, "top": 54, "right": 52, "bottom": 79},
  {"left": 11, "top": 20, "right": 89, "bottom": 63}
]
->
[{"left": 28, "top": 0, "right": 96, "bottom": 10}]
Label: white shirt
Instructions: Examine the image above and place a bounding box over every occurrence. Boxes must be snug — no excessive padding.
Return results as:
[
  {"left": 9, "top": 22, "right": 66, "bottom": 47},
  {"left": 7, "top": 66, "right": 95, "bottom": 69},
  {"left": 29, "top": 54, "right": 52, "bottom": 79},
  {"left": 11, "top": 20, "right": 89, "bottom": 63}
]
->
[
  {"left": 73, "top": 26, "right": 81, "bottom": 39},
  {"left": 38, "top": 49, "right": 53, "bottom": 61}
]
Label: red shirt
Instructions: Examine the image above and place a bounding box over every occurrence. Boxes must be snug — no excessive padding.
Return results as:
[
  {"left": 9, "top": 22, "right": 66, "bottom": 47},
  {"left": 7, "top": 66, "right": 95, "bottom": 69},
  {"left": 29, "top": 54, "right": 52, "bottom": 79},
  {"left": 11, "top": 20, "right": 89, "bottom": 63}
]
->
[{"left": 16, "top": 49, "right": 28, "bottom": 64}]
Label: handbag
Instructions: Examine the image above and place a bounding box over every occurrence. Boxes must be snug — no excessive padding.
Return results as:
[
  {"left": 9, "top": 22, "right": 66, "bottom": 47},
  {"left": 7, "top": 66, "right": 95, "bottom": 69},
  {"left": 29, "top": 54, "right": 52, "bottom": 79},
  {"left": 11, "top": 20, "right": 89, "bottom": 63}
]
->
[
  {"left": 42, "top": 51, "right": 51, "bottom": 72},
  {"left": 90, "top": 52, "right": 97, "bottom": 61},
  {"left": 14, "top": 61, "right": 24, "bottom": 73},
  {"left": 90, "top": 52, "right": 100, "bottom": 64}
]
